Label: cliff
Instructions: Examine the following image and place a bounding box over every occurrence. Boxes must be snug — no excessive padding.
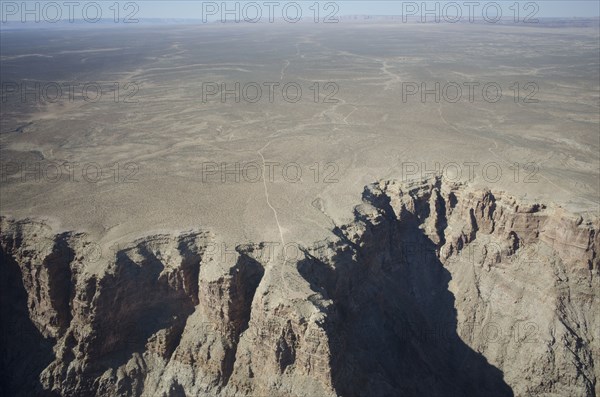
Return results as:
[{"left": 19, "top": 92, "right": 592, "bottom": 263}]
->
[{"left": 1, "top": 177, "right": 598, "bottom": 396}]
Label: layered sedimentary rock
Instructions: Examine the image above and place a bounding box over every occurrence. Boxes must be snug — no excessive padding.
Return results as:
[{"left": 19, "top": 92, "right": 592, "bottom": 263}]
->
[{"left": 1, "top": 177, "right": 598, "bottom": 397}]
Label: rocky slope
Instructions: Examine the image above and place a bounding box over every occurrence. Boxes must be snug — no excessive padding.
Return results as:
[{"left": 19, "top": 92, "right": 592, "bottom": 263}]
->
[{"left": 1, "top": 177, "right": 598, "bottom": 397}]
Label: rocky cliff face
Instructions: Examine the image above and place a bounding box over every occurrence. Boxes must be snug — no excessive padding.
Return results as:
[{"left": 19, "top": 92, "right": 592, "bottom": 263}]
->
[{"left": 1, "top": 177, "right": 598, "bottom": 397}]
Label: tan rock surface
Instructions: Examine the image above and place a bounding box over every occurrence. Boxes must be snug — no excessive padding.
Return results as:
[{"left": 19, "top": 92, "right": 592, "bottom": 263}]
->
[{"left": 2, "top": 177, "right": 598, "bottom": 396}]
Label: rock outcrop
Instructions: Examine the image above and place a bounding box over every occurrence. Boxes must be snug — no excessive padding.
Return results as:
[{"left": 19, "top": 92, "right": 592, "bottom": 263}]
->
[{"left": 1, "top": 177, "right": 598, "bottom": 396}]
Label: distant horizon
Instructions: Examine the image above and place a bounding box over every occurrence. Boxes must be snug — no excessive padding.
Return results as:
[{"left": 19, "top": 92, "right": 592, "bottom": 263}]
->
[
  {"left": 2, "top": 15, "right": 600, "bottom": 28},
  {"left": 1, "top": 1, "right": 599, "bottom": 24}
]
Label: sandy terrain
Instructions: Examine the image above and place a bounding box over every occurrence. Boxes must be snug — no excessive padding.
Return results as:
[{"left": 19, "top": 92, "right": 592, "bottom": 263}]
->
[{"left": 1, "top": 22, "right": 599, "bottom": 255}]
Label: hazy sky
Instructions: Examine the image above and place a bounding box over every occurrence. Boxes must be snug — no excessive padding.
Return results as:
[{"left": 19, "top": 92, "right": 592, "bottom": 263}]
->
[
  {"left": 137, "top": 1, "right": 599, "bottom": 18},
  {"left": 1, "top": 0, "right": 599, "bottom": 23}
]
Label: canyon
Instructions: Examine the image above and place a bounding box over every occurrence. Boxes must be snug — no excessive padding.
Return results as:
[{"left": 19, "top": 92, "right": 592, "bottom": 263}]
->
[{"left": 2, "top": 177, "right": 598, "bottom": 396}]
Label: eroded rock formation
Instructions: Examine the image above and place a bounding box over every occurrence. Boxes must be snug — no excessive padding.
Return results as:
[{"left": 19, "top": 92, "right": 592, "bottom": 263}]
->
[{"left": 1, "top": 178, "right": 598, "bottom": 396}]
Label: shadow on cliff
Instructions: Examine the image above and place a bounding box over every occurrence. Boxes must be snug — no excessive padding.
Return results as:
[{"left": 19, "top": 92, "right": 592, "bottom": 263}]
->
[
  {"left": 297, "top": 196, "right": 514, "bottom": 397},
  {"left": 0, "top": 248, "right": 58, "bottom": 397},
  {"left": 89, "top": 243, "right": 199, "bottom": 372}
]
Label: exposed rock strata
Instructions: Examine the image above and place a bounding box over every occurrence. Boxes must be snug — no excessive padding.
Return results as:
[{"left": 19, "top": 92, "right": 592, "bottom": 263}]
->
[{"left": 1, "top": 178, "right": 598, "bottom": 396}]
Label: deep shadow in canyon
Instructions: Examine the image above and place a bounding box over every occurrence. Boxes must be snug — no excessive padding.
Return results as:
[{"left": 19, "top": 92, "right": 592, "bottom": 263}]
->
[
  {"left": 0, "top": 247, "right": 58, "bottom": 396},
  {"left": 297, "top": 188, "right": 514, "bottom": 397}
]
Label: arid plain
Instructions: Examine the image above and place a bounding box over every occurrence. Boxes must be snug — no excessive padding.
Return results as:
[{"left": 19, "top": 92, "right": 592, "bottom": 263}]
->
[{"left": 2, "top": 22, "right": 598, "bottom": 250}]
